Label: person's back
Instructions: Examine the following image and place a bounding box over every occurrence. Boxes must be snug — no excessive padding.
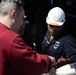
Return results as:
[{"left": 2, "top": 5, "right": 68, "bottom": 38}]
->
[
  {"left": 0, "top": 0, "right": 56, "bottom": 75},
  {"left": 0, "top": 22, "right": 48, "bottom": 75},
  {"left": 0, "top": 23, "right": 19, "bottom": 75}
]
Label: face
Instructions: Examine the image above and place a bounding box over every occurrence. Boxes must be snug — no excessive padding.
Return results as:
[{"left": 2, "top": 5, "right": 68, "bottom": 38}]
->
[
  {"left": 47, "top": 24, "right": 63, "bottom": 36},
  {"left": 12, "top": 7, "right": 26, "bottom": 35}
]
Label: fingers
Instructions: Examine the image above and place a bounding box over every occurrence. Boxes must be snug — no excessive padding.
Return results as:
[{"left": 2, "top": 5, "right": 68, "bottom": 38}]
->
[{"left": 48, "top": 56, "right": 56, "bottom": 63}]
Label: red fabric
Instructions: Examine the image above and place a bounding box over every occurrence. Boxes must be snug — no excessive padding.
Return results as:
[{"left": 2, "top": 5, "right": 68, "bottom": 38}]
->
[{"left": 0, "top": 23, "right": 51, "bottom": 75}]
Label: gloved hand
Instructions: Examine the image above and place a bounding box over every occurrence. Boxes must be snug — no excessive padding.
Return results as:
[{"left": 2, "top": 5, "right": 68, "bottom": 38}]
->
[{"left": 44, "top": 35, "right": 54, "bottom": 47}]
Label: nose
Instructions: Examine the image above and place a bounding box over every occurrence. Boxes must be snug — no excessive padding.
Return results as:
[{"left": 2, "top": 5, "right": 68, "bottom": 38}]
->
[{"left": 24, "top": 16, "right": 27, "bottom": 19}]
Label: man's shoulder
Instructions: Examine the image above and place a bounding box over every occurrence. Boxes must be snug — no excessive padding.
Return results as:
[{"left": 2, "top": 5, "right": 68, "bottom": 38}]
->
[
  {"left": 0, "top": 23, "right": 19, "bottom": 39},
  {"left": 8, "top": 30, "right": 18, "bottom": 37},
  {"left": 62, "top": 35, "right": 75, "bottom": 40},
  {"left": 0, "top": 28, "right": 19, "bottom": 43},
  {"left": 61, "top": 34, "right": 76, "bottom": 44}
]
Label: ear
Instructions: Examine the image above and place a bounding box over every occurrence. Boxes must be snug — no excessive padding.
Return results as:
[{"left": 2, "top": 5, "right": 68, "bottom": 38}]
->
[{"left": 10, "top": 10, "right": 16, "bottom": 18}]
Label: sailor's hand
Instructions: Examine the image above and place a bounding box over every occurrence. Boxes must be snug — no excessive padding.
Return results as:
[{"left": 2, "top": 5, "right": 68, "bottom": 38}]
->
[{"left": 54, "top": 57, "right": 70, "bottom": 68}]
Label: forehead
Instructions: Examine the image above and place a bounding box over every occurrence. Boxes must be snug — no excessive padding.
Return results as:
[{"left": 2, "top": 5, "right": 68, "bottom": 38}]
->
[
  {"left": 48, "top": 24, "right": 58, "bottom": 27},
  {"left": 22, "top": 8, "right": 25, "bottom": 15},
  {"left": 19, "top": 7, "right": 25, "bottom": 16},
  {"left": 48, "top": 24, "right": 63, "bottom": 29}
]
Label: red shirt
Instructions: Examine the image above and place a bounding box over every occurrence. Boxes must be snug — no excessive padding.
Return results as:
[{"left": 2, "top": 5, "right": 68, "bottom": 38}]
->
[{"left": 0, "top": 23, "right": 51, "bottom": 75}]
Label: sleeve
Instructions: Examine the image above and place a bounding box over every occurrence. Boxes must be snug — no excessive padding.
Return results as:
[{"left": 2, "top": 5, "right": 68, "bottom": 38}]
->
[
  {"left": 42, "top": 31, "right": 51, "bottom": 53},
  {"left": 9, "top": 35, "right": 52, "bottom": 75},
  {"left": 63, "top": 37, "right": 76, "bottom": 63}
]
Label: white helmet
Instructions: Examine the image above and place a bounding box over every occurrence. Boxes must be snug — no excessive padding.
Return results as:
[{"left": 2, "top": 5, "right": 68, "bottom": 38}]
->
[{"left": 46, "top": 7, "right": 66, "bottom": 26}]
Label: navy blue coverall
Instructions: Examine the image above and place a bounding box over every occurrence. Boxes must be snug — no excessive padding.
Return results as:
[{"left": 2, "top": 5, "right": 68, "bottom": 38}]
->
[{"left": 42, "top": 30, "right": 76, "bottom": 64}]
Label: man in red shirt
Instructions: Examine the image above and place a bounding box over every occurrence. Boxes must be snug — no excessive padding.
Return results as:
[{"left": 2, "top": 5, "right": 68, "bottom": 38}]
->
[{"left": 0, "top": 0, "right": 56, "bottom": 75}]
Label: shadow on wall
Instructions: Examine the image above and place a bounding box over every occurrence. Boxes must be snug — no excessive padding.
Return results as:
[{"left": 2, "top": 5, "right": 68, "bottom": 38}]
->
[{"left": 65, "top": 14, "right": 76, "bottom": 38}]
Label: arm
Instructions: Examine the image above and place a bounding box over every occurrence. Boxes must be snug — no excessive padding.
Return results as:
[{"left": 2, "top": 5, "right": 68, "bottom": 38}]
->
[
  {"left": 54, "top": 37, "right": 76, "bottom": 68},
  {"left": 9, "top": 35, "right": 55, "bottom": 75},
  {"left": 42, "top": 31, "right": 54, "bottom": 54},
  {"left": 63, "top": 37, "right": 76, "bottom": 63}
]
